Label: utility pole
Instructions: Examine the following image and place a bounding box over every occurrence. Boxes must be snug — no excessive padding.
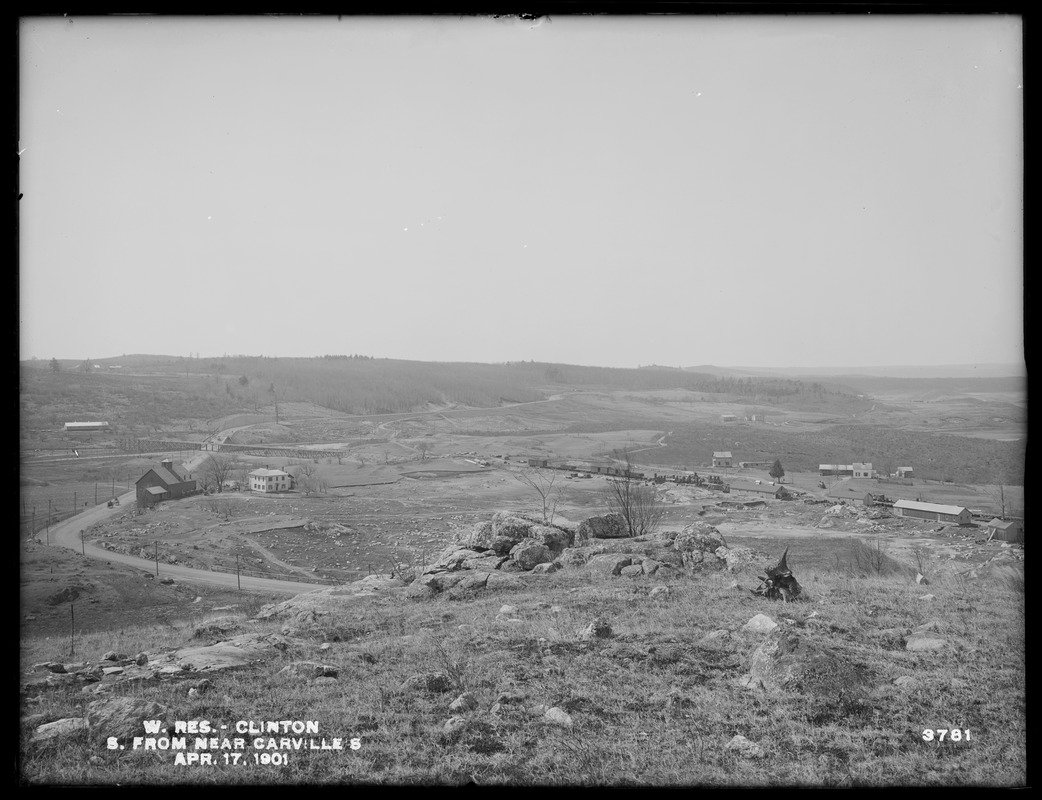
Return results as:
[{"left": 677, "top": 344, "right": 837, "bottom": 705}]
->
[
  {"left": 236, "top": 554, "right": 241, "bottom": 591},
  {"left": 95, "top": 483, "right": 98, "bottom": 505},
  {"left": 80, "top": 530, "right": 85, "bottom": 555},
  {"left": 154, "top": 541, "right": 159, "bottom": 576}
]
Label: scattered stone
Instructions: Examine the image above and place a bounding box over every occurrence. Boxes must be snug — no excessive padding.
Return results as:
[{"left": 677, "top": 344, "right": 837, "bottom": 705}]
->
[
  {"left": 509, "top": 541, "right": 553, "bottom": 570},
  {"left": 443, "top": 716, "right": 467, "bottom": 735},
  {"left": 47, "top": 585, "right": 84, "bottom": 605},
  {"left": 620, "top": 564, "right": 644, "bottom": 578},
  {"left": 742, "top": 614, "right": 778, "bottom": 634},
  {"left": 746, "top": 630, "right": 874, "bottom": 706},
  {"left": 726, "top": 734, "right": 764, "bottom": 758},
  {"left": 556, "top": 548, "right": 588, "bottom": 568},
  {"left": 917, "top": 594, "right": 936, "bottom": 601},
  {"left": 449, "top": 692, "right": 479, "bottom": 713},
  {"left": 165, "top": 633, "right": 296, "bottom": 673},
  {"left": 86, "top": 697, "right": 167, "bottom": 743},
  {"left": 699, "top": 629, "right": 731, "bottom": 646},
  {"left": 498, "top": 605, "right": 518, "bottom": 617},
  {"left": 33, "top": 662, "right": 66, "bottom": 674},
  {"left": 31, "top": 718, "right": 89, "bottom": 743},
  {"left": 278, "top": 662, "right": 339, "bottom": 680},
  {"left": 894, "top": 676, "right": 918, "bottom": 688},
  {"left": 649, "top": 586, "right": 669, "bottom": 599},
  {"left": 531, "top": 561, "right": 562, "bottom": 575},
  {"left": 134, "top": 653, "right": 148, "bottom": 666},
  {"left": 544, "top": 707, "right": 573, "bottom": 727}
]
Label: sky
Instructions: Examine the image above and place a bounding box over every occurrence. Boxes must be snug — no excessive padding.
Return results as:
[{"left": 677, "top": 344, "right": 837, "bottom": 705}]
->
[{"left": 18, "top": 14, "right": 1024, "bottom": 370}]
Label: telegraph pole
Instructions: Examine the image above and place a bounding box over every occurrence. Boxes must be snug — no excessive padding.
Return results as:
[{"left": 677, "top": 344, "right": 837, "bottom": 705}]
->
[{"left": 154, "top": 541, "right": 159, "bottom": 576}]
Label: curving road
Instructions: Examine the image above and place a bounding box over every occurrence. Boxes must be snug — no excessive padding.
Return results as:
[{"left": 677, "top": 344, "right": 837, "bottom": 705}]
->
[{"left": 42, "top": 484, "right": 327, "bottom": 597}]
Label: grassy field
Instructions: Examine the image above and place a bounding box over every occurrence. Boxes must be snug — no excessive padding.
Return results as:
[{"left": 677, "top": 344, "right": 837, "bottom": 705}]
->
[{"left": 19, "top": 554, "right": 1025, "bottom": 786}]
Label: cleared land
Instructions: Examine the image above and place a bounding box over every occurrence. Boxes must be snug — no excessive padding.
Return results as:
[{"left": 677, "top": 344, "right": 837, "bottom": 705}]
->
[{"left": 19, "top": 361, "right": 1025, "bottom": 786}]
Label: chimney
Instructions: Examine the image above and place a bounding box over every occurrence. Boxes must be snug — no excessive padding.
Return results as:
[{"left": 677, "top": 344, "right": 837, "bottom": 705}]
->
[{"left": 160, "top": 458, "right": 173, "bottom": 471}]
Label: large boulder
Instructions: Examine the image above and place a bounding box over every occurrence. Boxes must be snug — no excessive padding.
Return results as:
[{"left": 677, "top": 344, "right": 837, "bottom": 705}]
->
[
  {"left": 85, "top": 697, "right": 168, "bottom": 744},
  {"left": 527, "top": 524, "right": 574, "bottom": 554},
  {"left": 557, "top": 548, "right": 589, "bottom": 568},
  {"left": 490, "top": 513, "right": 538, "bottom": 551},
  {"left": 577, "top": 514, "right": 629, "bottom": 542},
  {"left": 509, "top": 541, "right": 553, "bottom": 571},
  {"left": 746, "top": 630, "right": 875, "bottom": 711},
  {"left": 427, "top": 547, "right": 488, "bottom": 572},
  {"left": 455, "top": 520, "right": 496, "bottom": 552}
]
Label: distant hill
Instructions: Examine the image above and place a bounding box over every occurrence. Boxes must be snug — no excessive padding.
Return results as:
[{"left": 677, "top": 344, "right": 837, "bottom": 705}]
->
[{"left": 686, "top": 363, "right": 1026, "bottom": 380}]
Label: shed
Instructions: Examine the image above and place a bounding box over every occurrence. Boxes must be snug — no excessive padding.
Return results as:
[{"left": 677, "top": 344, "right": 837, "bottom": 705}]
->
[{"left": 986, "top": 518, "right": 1023, "bottom": 543}]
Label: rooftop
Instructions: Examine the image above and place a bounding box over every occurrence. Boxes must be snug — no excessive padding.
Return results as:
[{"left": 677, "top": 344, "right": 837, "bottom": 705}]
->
[{"left": 893, "top": 499, "right": 968, "bottom": 516}]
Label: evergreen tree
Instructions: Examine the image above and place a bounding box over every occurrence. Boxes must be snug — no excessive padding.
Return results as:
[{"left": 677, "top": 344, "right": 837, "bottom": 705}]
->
[{"left": 769, "top": 459, "right": 785, "bottom": 483}]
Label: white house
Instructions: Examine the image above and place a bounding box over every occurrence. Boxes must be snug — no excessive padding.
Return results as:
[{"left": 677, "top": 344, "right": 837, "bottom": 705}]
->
[
  {"left": 852, "top": 462, "right": 874, "bottom": 479},
  {"left": 712, "top": 451, "right": 733, "bottom": 468},
  {"left": 249, "top": 468, "right": 293, "bottom": 493}
]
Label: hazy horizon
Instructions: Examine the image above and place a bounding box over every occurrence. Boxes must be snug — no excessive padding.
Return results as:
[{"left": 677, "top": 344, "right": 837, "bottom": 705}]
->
[
  {"left": 23, "top": 351, "right": 1026, "bottom": 380},
  {"left": 19, "top": 15, "right": 1024, "bottom": 370}
]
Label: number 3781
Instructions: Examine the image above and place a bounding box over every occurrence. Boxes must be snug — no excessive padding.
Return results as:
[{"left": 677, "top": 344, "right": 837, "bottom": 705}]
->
[{"left": 922, "top": 729, "right": 971, "bottom": 742}]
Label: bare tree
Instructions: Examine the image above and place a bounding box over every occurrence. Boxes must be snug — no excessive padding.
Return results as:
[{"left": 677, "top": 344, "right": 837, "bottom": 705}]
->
[
  {"left": 416, "top": 440, "right": 432, "bottom": 461},
  {"left": 603, "top": 450, "right": 664, "bottom": 537},
  {"left": 515, "top": 468, "right": 560, "bottom": 525},
  {"left": 290, "top": 461, "right": 327, "bottom": 496},
  {"left": 203, "top": 455, "right": 233, "bottom": 493}
]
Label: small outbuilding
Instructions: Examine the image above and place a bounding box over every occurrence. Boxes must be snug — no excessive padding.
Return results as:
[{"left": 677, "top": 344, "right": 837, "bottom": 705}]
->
[
  {"left": 986, "top": 518, "right": 1023, "bottom": 543},
  {"left": 712, "top": 451, "right": 734, "bottom": 468}
]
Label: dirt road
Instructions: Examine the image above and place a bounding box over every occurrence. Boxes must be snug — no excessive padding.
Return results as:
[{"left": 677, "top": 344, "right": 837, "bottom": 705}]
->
[{"left": 43, "top": 484, "right": 325, "bottom": 597}]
